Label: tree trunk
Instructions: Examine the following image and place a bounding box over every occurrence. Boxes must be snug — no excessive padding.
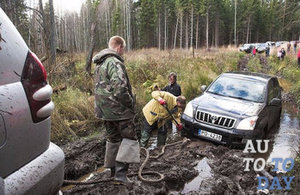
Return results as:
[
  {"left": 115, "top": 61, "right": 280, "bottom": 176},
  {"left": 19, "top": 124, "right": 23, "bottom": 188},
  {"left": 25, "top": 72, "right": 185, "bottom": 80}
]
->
[
  {"left": 173, "top": 15, "right": 179, "bottom": 49},
  {"left": 214, "top": 10, "right": 219, "bottom": 48},
  {"left": 127, "top": 0, "right": 131, "bottom": 51},
  {"left": 246, "top": 17, "right": 251, "bottom": 43},
  {"left": 158, "top": 12, "right": 161, "bottom": 50},
  {"left": 123, "top": 0, "right": 126, "bottom": 40},
  {"left": 180, "top": 12, "right": 183, "bottom": 49},
  {"left": 85, "top": 23, "right": 96, "bottom": 76},
  {"left": 164, "top": 6, "right": 167, "bottom": 50},
  {"left": 206, "top": 8, "right": 209, "bottom": 50},
  {"left": 105, "top": 11, "right": 109, "bottom": 43},
  {"left": 196, "top": 15, "right": 199, "bottom": 49},
  {"left": 190, "top": 5, "right": 193, "bottom": 49},
  {"left": 39, "top": 0, "right": 47, "bottom": 53},
  {"left": 108, "top": 7, "right": 111, "bottom": 40},
  {"left": 185, "top": 13, "right": 188, "bottom": 49}
]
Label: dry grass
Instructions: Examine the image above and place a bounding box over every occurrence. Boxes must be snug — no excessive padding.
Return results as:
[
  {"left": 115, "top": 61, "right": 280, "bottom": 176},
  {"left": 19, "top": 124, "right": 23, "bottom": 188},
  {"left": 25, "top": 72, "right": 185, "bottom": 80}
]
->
[
  {"left": 50, "top": 48, "right": 243, "bottom": 143},
  {"left": 51, "top": 48, "right": 300, "bottom": 143}
]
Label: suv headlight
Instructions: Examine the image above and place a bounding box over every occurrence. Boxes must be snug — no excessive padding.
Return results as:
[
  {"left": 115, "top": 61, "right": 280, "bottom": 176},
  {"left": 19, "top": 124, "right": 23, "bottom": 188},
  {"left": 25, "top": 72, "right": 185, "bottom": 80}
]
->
[
  {"left": 183, "top": 102, "right": 193, "bottom": 118},
  {"left": 236, "top": 116, "right": 258, "bottom": 130}
]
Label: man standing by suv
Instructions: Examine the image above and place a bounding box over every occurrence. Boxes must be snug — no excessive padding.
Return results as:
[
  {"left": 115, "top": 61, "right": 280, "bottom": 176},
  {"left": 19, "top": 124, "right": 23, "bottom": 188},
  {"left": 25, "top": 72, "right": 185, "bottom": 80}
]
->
[
  {"left": 162, "top": 72, "right": 182, "bottom": 132},
  {"left": 162, "top": 72, "right": 181, "bottom": 97},
  {"left": 93, "top": 36, "right": 140, "bottom": 184}
]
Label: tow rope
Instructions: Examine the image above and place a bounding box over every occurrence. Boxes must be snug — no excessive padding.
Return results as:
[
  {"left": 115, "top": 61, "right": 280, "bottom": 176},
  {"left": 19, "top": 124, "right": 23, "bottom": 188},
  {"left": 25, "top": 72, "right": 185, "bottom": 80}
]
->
[{"left": 63, "top": 138, "right": 190, "bottom": 185}]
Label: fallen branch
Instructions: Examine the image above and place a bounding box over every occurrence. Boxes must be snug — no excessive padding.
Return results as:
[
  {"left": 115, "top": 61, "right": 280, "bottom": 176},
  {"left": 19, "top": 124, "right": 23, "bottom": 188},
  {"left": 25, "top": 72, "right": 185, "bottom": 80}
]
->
[{"left": 40, "top": 56, "right": 48, "bottom": 63}]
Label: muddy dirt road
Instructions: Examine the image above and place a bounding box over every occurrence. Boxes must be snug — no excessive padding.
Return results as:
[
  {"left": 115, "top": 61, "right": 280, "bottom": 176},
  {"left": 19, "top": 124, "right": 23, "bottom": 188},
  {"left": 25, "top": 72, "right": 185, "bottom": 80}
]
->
[{"left": 60, "top": 101, "right": 300, "bottom": 194}]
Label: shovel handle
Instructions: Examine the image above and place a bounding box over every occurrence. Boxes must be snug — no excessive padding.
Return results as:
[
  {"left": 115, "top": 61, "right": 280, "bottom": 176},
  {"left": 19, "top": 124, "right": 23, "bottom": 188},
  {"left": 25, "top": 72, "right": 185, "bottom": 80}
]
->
[{"left": 163, "top": 104, "right": 180, "bottom": 126}]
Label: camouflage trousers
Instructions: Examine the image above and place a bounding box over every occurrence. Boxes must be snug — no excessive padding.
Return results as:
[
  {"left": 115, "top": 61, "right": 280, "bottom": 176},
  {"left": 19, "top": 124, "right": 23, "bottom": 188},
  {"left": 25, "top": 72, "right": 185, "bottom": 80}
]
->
[
  {"left": 140, "top": 118, "right": 167, "bottom": 148},
  {"left": 104, "top": 118, "right": 137, "bottom": 143}
]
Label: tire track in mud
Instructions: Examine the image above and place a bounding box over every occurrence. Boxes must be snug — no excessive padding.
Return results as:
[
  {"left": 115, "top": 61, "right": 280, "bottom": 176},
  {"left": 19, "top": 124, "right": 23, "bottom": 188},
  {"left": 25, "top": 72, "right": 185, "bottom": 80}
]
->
[{"left": 237, "top": 54, "right": 270, "bottom": 72}]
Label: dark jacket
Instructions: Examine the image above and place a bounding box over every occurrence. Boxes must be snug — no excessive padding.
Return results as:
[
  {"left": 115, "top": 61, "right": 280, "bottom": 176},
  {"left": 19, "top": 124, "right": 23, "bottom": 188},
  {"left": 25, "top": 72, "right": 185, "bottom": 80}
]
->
[{"left": 162, "top": 82, "right": 181, "bottom": 97}]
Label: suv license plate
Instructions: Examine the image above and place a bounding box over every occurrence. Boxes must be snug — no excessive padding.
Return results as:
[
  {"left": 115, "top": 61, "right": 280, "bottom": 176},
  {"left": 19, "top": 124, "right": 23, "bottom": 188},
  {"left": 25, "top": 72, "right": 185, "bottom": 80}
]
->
[{"left": 198, "top": 129, "right": 222, "bottom": 141}]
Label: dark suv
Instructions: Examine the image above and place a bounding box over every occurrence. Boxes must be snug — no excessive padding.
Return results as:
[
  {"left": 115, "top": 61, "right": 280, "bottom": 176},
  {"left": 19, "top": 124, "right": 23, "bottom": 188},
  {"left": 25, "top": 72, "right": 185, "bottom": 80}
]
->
[
  {"left": 181, "top": 72, "right": 282, "bottom": 145},
  {"left": 0, "top": 8, "right": 64, "bottom": 194}
]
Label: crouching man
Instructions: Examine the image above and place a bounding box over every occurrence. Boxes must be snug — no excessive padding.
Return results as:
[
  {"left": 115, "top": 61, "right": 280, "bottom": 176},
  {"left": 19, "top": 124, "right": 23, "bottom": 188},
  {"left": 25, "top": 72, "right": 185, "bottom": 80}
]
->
[
  {"left": 140, "top": 91, "right": 186, "bottom": 148},
  {"left": 93, "top": 36, "right": 140, "bottom": 184}
]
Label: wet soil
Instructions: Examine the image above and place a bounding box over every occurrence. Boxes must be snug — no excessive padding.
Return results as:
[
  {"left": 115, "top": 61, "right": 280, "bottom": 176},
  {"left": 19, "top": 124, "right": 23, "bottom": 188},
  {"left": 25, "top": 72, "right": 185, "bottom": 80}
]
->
[
  {"left": 62, "top": 134, "right": 106, "bottom": 180},
  {"left": 61, "top": 134, "right": 260, "bottom": 194}
]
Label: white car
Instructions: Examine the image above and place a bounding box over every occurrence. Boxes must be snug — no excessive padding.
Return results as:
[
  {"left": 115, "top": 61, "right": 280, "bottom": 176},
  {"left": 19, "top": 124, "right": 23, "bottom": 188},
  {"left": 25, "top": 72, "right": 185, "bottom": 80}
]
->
[{"left": 0, "top": 8, "right": 65, "bottom": 194}]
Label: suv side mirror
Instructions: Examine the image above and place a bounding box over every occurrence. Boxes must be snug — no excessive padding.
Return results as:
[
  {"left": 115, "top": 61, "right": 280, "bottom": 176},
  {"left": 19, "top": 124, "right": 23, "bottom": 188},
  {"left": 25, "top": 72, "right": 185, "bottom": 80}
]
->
[
  {"left": 270, "top": 98, "right": 281, "bottom": 106},
  {"left": 200, "top": 85, "right": 207, "bottom": 92}
]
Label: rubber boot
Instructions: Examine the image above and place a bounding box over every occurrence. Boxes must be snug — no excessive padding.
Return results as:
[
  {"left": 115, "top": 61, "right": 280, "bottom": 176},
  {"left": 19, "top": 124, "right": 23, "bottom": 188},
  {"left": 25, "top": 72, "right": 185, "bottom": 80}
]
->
[
  {"left": 157, "top": 126, "right": 167, "bottom": 147},
  {"left": 140, "top": 130, "right": 151, "bottom": 148},
  {"left": 110, "top": 167, "right": 115, "bottom": 178},
  {"left": 114, "top": 161, "right": 132, "bottom": 184},
  {"left": 104, "top": 141, "right": 120, "bottom": 177}
]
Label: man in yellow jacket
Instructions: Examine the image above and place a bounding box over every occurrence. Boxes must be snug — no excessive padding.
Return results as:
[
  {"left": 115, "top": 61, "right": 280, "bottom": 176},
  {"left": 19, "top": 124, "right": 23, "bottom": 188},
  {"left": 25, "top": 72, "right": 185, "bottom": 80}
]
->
[{"left": 140, "top": 91, "right": 186, "bottom": 147}]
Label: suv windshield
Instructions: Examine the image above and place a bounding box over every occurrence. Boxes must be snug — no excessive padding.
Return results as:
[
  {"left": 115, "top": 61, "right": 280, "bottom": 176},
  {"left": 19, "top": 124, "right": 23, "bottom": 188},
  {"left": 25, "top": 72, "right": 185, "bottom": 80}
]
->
[{"left": 207, "top": 76, "right": 265, "bottom": 102}]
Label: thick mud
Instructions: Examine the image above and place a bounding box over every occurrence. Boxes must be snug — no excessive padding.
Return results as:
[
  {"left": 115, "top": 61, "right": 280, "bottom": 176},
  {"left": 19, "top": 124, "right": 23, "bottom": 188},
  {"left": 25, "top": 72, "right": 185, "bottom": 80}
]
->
[
  {"left": 61, "top": 100, "right": 299, "bottom": 194},
  {"left": 61, "top": 134, "right": 258, "bottom": 195}
]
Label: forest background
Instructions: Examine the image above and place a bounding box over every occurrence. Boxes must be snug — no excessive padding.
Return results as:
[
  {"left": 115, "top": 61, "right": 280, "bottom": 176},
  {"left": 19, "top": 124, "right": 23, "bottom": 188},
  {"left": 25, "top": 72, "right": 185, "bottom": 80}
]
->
[{"left": 2, "top": 0, "right": 300, "bottom": 65}]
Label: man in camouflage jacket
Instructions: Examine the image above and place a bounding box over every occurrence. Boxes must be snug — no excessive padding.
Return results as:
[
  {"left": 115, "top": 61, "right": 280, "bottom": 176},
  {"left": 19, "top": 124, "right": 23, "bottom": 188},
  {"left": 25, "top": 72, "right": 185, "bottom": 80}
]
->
[{"left": 93, "top": 36, "right": 140, "bottom": 184}]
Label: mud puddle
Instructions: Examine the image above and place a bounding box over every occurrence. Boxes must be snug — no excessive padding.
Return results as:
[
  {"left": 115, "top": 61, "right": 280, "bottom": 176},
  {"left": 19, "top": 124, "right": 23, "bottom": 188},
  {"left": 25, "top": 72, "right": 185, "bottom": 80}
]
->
[
  {"left": 181, "top": 157, "right": 212, "bottom": 194},
  {"left": 267, "top": 103, "right": 300, "bottom": 162},
  {"left": 255, "top": 102, "right": 300, "bottom": 171}
]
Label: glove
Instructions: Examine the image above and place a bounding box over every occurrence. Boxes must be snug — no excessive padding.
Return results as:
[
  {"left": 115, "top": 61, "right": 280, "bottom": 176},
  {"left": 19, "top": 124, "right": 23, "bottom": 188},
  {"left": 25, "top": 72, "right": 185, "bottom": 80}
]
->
[
  {"left": 159, "top": 99, "right": 166, "bottom": 105},
  {"left": 176, "top": 123, "right": 183, "bottom": 131}
]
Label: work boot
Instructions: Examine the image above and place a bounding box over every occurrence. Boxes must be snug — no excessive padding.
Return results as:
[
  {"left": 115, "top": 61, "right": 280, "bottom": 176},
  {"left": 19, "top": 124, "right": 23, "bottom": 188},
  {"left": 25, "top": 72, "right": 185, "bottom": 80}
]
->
[{"left": 114, "top": 161, "right": 132, "bottom": 184}]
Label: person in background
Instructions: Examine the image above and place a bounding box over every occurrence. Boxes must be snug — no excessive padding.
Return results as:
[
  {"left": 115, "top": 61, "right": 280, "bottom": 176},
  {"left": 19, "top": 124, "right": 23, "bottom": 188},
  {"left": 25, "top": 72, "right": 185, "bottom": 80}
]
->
[
  {"left": 252, "top": 47, "right": 256, "bottom": 56},
  {"left": 298, "top": 49, "right": 300, "bottom": 68},
  {"left": 140, "top": 91, "right": 186, "bottom": 148},
  {"left": 294, "top": 41, "right": 298, "bottom": 54},
  {"left": 277, "top": 49, "right": 282, "bottom": 60},
  {"left": 287, "top": 42, "right": 291, "bottom": 52},
  {"left": 265, "top": 46, "right": 270, "bottom": 57},
  {"left": 93, "top": 36, "right": 140, "bottom": 184},
  {"left": 162, "top": 72, "right": 181, "bottom": 97},
  {"left": 281, "top": 48, "right": 286, "bottom": 60}
]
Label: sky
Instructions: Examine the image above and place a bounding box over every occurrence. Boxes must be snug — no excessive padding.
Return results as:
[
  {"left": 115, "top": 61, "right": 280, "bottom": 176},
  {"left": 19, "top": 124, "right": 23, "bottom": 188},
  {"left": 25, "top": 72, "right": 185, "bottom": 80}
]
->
[
  {"left": 26, "top": 0, "right": 86, "bottom": 14},
  {"left": 53, "top": 0, "right": 86, "bottom": 13}
]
